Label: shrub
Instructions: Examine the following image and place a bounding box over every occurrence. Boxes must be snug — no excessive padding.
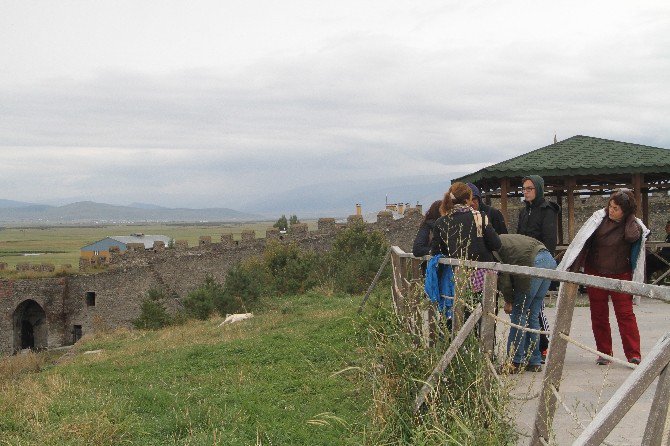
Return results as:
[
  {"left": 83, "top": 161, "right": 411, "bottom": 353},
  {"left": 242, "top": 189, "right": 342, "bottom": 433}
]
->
[
  {"left": 273, "top": 215, "right": 288, "bottom": 231},
  {"left": 133, "top": 289, "right": 173, "bottom": 330},
  {"left": 329, "top": 221, "right": 389, "bottom": 294},
  {"left": 217, "top": 257, "right": 267, "bottom": 315},
  {"left": 182, "top": 276, "right": 223, "bottom": 320},
  {"left": 264, "top": 241, "right": 319, "bottom": 295}
]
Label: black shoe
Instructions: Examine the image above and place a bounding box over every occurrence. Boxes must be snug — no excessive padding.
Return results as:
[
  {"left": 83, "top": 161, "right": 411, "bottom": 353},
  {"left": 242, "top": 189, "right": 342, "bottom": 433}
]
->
[{"left": 526, "top": 364, "right": 543, "bottom": 372}]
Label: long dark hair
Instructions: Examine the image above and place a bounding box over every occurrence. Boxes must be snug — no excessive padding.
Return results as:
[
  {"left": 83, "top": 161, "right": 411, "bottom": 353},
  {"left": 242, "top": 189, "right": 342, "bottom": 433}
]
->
[{"left": 423, "top": 200, "right": 442, "bottom": 223}]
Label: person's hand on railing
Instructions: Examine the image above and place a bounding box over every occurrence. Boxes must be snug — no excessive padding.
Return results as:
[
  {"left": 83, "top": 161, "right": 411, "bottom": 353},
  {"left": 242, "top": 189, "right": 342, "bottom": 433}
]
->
[{"left": 504, "top": 301, "right": 512, "bottom": 314}]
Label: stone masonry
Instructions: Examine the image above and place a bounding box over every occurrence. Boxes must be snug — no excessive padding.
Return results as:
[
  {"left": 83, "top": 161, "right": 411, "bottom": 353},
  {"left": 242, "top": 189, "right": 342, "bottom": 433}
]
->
[
  {"left": 0, "top": 211, "right": 423, "bottom": 355},
  {"left": 4, "top": 193, "right": 670, "bottom": 356}
]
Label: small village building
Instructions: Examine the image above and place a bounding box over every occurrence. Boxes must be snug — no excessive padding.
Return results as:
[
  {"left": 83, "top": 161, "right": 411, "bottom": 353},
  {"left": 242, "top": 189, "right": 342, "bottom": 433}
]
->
[{"left": 80, "top": 233, "right": 171, "bottom": 264}]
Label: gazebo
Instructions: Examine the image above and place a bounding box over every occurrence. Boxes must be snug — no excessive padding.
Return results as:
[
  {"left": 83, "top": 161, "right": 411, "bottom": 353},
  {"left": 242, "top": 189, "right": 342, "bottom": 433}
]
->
[{"left": 453, "top": 135, "right": 670, "bottom": 244}]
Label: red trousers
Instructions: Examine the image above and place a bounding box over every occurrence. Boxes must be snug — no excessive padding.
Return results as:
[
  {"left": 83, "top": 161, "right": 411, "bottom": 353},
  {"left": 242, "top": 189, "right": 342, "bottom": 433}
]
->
[{"left": 585, "top": 269, "right": 641, "bottom": 360}]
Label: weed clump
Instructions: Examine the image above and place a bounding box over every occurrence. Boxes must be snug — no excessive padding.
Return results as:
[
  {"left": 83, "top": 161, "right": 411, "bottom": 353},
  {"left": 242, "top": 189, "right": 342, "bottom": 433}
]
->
[{"left": 356, "top": 285, "right": 517, "bottom": 445}]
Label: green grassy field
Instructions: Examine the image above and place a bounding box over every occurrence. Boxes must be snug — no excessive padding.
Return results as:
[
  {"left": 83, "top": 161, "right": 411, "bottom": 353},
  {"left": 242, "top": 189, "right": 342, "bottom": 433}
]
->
[
  {"left": 0, "top": 221, "right": 317, "bottom": 275},
  {"left": 0, "top": 292, "right": 369, "bottom": 445}
]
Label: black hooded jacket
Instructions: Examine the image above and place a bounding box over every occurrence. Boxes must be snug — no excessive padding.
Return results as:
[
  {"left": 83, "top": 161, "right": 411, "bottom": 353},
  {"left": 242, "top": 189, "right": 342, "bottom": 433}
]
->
[
  {"left": 517, "top": 175, "right": 560, "bottom": 254},
  {"left": 478, "top": 199, "right": 508, "bottom": 235}
]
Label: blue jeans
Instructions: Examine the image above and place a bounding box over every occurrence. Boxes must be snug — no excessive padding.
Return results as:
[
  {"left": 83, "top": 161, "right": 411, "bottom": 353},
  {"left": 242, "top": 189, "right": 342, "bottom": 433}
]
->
[{"left": 507, "top": 250, "right": 557, "bottom": 366}]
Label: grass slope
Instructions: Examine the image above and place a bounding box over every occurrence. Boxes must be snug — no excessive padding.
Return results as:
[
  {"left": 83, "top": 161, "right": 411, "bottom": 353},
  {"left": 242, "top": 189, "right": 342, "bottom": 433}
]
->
[{"left": 0, "top": 292, "right": 368, "bottom": 445}]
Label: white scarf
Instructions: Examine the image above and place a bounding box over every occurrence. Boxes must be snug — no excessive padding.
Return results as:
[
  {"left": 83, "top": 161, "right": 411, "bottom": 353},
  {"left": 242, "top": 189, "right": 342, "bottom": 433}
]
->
[{"left": 557, "top": 208, "right": 650, "bottom": 289}]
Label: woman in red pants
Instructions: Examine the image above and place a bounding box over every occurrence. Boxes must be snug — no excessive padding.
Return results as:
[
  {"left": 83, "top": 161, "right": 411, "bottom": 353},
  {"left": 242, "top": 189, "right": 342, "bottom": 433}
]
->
[{"left": 583, "top": 189, "right": 644, "bottom": 365}]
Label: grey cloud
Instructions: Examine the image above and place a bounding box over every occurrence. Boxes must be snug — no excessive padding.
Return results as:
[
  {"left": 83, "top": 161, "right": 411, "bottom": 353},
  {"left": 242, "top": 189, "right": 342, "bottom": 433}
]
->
[{"left": 1, "top": 24, "right": 669, "bottom": 208}]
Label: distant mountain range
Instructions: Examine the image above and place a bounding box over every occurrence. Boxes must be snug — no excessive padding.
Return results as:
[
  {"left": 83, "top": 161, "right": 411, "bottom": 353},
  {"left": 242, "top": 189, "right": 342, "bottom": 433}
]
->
[
  {"left": 0, "top": 201, "right": 262, "bottom": 224},
  {"left": 240, "top": 174, "right": 464, "bottom": 218},
  {"left": 0, "top": 174, "right": 466, "bottom": 223}
]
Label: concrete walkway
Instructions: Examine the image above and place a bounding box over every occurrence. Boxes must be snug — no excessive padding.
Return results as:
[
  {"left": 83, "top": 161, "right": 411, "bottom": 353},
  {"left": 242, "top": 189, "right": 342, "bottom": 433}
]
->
[{"left": 496, "top": 296, "right": 670, "bottom": 445}]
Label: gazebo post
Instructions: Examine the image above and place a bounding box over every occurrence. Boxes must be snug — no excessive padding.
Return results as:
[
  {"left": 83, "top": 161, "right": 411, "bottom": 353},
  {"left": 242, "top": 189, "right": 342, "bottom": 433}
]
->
[
  {"left": 632, "top": 173, "right": 644, "bottom": 219},
  {"left": 500, "top": 178, "right": 510, "bottom": 225},
  {"left": 567, "top": 178, "right": 576, "bottom": 242},
  {"left": 642, "top": 186, "right": 649, "bottom": 227},
  {"left": 556, "top": 190, "right": 564, "bottom": 245}
]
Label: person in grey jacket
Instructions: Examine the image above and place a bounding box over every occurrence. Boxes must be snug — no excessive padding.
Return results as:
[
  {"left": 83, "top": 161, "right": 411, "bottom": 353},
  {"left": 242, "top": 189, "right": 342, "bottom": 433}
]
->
[{"left": 496, "top": 234, "right": 556, "bottom": 373}]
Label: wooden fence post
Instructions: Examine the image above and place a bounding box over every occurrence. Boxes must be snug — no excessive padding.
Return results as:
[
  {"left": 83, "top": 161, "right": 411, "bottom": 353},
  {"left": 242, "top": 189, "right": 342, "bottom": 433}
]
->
[
  {"left": 481, "top": 271, "right": 498, "bottom": 392},
  {"left": 390, "top": 251, "right": 403, "bottom": 319},
  {"left": 411, "top": 257, "right": 422, "bottom": 281},
  {"left": 531, "top": 282, "right": 579, "bottom": 445},
  {"left": 413, "top": 304, "right": 483, "bottom": 413},
  {"left": 574, "top": 332, "right": 670, "bottom": 445},
  {"left": 643, "top": 359, "right": 670, "bottom": 446},
  {"left": 480, "top": 271, "right": 497, "bottom": 361},
  {"left": 358, "top": 248, "right": 391, "bottom": 314}
]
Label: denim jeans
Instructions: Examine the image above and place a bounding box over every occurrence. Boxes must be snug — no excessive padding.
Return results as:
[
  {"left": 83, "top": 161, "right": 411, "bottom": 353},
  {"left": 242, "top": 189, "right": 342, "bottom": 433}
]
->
[{"left": 507, "top": 250, "right": 557, "bottom": 366}]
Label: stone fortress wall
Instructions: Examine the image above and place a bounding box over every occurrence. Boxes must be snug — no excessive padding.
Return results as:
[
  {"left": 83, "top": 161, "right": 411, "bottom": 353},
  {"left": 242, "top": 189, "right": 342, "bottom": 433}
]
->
[
  {"left": 0, "top": 209, "right": 423, "bottom": 355},
  {"left": 2, "top": 193, "right": 670, "bottom": 356}
]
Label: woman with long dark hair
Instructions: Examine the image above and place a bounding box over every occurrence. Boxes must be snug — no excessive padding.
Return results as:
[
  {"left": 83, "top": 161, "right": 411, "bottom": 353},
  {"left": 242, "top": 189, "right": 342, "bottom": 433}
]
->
[
  {"left": 558, "top": 189, "right": 649, "bottom": 365},
  {"left": 412, "top": 200, "right": 442, "bottom": 257}
]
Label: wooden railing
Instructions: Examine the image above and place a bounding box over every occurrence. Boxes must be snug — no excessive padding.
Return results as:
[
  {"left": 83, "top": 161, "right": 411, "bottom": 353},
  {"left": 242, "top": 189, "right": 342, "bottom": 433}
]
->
[{"left": 389, "top": 246, "right": 670, "bottom": 446}]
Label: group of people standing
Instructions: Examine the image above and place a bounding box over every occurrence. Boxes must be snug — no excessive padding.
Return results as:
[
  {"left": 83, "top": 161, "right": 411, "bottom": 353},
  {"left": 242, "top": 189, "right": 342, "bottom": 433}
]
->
[{"left": 414, "top": 176, "right": 647, "bottom": 372}]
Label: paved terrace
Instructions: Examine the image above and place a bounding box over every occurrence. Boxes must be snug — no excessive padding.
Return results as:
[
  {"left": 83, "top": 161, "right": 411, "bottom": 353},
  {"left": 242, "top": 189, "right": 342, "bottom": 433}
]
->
[{"left": 500, "top": 296, "right": 670, "bottom": 445}]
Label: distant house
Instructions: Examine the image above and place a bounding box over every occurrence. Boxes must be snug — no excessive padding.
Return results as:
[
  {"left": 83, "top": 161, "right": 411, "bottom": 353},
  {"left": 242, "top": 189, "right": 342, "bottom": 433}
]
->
[{"left": 80, "top": 233, "right": 171, "bottom": 264}]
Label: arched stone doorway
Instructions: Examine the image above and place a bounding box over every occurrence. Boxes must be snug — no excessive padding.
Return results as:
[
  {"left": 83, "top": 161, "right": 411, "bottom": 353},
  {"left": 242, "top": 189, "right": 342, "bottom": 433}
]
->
[{"left": 13, "top": 299, "right": 48, "bottom": 352}]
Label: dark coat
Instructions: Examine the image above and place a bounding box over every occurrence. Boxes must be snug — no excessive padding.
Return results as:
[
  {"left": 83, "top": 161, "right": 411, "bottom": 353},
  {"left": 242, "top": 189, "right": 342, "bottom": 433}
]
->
[
  {"left": 412, "top": 219, "right": 435, "bottom": 257},
  {"left": 479, "top": 201, "right": 508, "bottom": 235},
  {"left": 430, "top": 209, "right": 501, "bottom": 262},
  {"left": 517, "top": 175, "right": 560, "bottom": 254}
]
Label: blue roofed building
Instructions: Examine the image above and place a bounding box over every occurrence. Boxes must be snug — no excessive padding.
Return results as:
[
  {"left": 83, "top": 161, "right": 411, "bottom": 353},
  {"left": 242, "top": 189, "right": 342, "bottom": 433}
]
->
[{"left": 80, "top": 233, "right": 171, "bottom": 266}]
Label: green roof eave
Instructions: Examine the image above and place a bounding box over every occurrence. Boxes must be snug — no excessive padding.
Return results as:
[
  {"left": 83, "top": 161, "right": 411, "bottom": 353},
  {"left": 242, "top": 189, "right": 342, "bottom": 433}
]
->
[
  {"left": 452, "top": 135, "right": 670, "bottom": 186},
  {"left": 455, "top": 165, "right": 670, "bottom": 185}
]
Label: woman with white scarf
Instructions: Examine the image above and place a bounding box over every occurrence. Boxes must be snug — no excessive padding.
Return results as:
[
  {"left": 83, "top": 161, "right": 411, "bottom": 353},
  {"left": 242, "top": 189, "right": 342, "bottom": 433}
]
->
[{"left": 557, "top": 189, "right": 649, "bottom": 366}]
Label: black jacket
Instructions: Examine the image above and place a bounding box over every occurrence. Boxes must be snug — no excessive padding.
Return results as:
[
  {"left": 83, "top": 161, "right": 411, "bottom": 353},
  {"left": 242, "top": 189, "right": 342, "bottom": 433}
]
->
[
  {"left": 479, "top": 201, "right": 508, "bottom": 235},
  {"left": 430, "top": 209, "right": 501, "bottom": 262},
  {"left": 517, "top": 175, "right": 560, "bottom": 254},
  {"left": 412, "top": 219, "right": 435, "bottom": 257}
]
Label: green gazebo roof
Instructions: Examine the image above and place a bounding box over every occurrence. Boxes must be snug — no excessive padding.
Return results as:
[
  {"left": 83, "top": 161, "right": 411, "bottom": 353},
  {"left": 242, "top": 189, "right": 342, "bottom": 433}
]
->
[{"left": 454, "top": 135, "right": 670, "bottom": 187}]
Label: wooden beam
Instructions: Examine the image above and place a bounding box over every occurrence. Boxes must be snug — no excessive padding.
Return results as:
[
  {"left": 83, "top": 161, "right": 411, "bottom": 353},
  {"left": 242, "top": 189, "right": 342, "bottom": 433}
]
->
[
  {"left": 642, "top": 187, "right": 650, "bottom": 227},
  {"left": 556, "top": 192, "right": 564, "bottom": 245},
  {"left": 531, "top": 282, "right": 580, "bottom": 445},
  {"left": 642, "top": 361, "right": 670, "bottom": 446},
  {"left": 480, "top": 272, "right": 498, "bottom": 393},
  {"left": 413, "top": 303, "right": 483, "bottom": 413},
  {"left": 500, "top": 178, "right": 510, "bottom": 227},
  {"left": 633, "top": 173, "right": 644, "bottom": 219},
  {"left": 574, "top": 332, "right": 670, "bottom": 446},
  {"left": 567, "top": 178, "right": 576, "bottom": 242}
]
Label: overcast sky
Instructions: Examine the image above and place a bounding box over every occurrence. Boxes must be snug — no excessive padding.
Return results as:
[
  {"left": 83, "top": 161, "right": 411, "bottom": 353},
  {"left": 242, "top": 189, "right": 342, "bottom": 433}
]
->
[{"left": 1, "top": 0, "right": 669, "bottom": 209}]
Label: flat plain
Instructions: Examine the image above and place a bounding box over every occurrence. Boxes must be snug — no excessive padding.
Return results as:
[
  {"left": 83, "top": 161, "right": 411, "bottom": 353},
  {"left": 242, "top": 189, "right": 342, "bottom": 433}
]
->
[{"left": 0, "top": 221, "right": 317, "bottom": 275}]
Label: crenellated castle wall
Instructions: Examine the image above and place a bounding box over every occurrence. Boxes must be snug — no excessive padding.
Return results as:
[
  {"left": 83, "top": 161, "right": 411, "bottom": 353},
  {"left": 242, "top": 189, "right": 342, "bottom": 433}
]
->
[
  {"left": 0, "top": 210, "right": 424, "bottom": 355},
  {"left": 5, "top": 194, "right": 669, "bottom": 356}
]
